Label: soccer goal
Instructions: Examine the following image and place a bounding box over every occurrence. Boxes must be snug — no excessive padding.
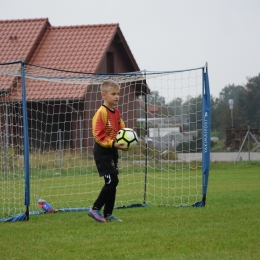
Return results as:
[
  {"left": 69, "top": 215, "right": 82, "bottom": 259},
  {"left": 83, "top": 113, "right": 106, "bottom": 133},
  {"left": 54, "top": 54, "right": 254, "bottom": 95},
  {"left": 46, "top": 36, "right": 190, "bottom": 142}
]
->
[{"left": 0, "top": 61, "right": 210, "bottom": 222}]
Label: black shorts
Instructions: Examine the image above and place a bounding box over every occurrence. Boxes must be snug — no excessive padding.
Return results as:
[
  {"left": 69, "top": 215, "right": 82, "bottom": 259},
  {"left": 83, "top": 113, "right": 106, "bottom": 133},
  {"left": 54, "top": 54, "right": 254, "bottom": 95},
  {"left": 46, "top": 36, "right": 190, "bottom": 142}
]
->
[{"left": 93, "top": 142, "right": 118, "bottom": 177}]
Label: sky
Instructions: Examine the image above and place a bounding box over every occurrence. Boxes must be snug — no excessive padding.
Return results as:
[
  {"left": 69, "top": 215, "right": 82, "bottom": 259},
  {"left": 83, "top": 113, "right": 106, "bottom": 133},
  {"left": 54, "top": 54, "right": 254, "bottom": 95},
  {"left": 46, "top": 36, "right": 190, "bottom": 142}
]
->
[{"left": 1, "top": 0, "right": 260, "bottom": 98}]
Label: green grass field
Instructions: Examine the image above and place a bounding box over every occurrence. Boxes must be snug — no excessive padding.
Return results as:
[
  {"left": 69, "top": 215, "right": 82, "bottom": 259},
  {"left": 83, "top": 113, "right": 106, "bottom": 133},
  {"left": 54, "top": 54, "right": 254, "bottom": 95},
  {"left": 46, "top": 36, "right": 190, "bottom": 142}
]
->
[{"left": 1, "top": 161, "right": 260, "bottom": 260}]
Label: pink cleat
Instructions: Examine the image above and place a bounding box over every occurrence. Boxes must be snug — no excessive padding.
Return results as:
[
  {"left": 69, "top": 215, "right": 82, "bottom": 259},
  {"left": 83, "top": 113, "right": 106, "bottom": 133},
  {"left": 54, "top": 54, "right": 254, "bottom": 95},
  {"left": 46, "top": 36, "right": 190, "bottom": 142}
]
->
[{"left": 88, "top": 208, "right": 106, "bottom": 223}]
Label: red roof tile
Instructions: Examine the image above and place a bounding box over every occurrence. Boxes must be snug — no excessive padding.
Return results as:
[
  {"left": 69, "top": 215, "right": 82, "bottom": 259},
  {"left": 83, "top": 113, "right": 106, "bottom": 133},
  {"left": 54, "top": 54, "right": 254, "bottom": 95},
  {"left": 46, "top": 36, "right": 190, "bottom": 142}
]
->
[
  {"left": 0, "top": 19, "right": 139, "bottom": 101},
  {"left": 0, "top": 18, "right": 49, "bottom": 92},
  {"left": 0, "top": 18, "right": 49, "bottom": 63},
  {"left": 29, "top": 23, "right": 118, "bottom": 73}
]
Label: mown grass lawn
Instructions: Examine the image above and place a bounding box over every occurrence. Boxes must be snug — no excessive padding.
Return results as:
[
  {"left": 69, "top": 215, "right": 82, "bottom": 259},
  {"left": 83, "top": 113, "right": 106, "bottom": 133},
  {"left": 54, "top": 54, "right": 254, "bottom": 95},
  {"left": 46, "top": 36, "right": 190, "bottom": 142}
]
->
[{"left": 1, "top": 162, "right": 260, "bottom": 260}]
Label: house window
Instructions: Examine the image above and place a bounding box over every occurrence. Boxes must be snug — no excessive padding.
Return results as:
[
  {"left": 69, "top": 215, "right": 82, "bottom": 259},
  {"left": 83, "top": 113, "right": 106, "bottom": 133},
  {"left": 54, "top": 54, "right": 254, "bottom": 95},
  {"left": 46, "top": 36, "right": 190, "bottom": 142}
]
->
[{"left": 107, "top": 52, "right": 114, "bottom": 73}]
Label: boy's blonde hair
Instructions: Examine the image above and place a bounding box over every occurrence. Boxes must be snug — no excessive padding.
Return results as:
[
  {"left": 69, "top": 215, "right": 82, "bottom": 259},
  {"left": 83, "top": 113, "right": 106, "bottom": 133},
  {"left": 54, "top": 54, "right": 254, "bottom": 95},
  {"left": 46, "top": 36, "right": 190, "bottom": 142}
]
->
[{"left": 100, "top": 80, "right": 120, "bottom": 93}]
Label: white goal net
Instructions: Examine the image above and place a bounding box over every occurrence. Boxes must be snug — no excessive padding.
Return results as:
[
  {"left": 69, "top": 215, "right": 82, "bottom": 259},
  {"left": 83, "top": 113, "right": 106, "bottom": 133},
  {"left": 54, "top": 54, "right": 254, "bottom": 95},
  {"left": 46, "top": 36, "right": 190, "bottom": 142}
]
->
[{"left": 0, "top": 62, "right": 210, "bottom": 221}]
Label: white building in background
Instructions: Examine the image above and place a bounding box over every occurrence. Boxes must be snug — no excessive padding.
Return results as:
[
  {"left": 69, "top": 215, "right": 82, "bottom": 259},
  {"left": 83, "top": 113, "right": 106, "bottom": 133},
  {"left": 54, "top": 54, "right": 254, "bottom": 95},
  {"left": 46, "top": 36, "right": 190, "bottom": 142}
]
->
[
  {"left": 137, "top": 117, "right": 197, "bottom": 150},
  {"left": 148, "top": 127, "right": 180, "bottom": 137}
]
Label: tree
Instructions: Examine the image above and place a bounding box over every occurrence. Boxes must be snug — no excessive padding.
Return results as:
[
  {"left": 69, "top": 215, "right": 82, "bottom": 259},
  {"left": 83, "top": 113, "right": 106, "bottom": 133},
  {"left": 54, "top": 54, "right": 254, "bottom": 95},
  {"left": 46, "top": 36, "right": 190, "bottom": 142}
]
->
[
  {"left": 147, "top": 90, "right": 165, "bottom": 106},
  {"left": 211, "top": 84, "right": 247, "bottom": 135},
  {"left": 245, "top": 74, "right": 260, "bottom": 126},
  {"left": 182, "top": 95, "right": 202, "bottom": 131},
  {"left": 168, "top": 97, "right": 183, "bottom": 116}
]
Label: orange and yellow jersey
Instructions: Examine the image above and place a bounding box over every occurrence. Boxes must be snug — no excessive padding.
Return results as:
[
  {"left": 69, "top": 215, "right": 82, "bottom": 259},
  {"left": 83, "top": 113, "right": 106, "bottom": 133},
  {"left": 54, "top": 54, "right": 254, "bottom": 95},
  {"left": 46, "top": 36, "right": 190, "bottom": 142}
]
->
[{"left": 92, "top": 105, "right": 125, "bottom": 148}]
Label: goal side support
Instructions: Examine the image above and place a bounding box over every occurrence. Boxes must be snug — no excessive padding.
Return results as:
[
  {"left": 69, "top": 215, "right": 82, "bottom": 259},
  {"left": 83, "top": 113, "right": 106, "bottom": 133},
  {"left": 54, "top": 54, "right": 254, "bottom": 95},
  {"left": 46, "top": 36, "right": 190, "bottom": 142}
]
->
[{"left": 193, "top": 65, "right": 211, "bottom": 207}]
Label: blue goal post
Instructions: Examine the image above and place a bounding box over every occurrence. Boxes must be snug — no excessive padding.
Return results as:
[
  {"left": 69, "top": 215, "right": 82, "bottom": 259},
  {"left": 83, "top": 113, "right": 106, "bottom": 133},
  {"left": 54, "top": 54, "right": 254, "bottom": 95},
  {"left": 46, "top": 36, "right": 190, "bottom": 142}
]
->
[{"left": 193, "top": 63, "right": 211, "bottom": 207}]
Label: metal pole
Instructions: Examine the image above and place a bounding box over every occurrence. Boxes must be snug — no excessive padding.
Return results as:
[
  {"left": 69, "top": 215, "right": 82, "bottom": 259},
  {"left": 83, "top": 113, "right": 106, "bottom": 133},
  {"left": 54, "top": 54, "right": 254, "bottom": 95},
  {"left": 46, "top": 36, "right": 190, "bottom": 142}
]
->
[
  {"left": 228, "top": 99, "right": 234, "bottom": 127},
  {"left": 79, "top": 115, "right": 82, "bottom": 156},
  {"left": 231, "top": 108, "right": 233, "bottom": 127},
  {"left": 159, "top": 123, "right": 162, "bottom": 169},
  {"left": 4, "top": 130, "right": 7, "bottom": 178},
  {"left": 249, "top": 131, "right": 260, "bottom": 147},
  {"left": 59, "top": 129, "right": 63, "bottom": 174},
  {"left": 143, "top": 71, "right": 148, "bottom": 204},
  {"left": 4, "top": 105, "right": 9, "bottom": 178},
  {"left": 21, "top": 58, "right": 30, "bottom": 220},
  {"left": 5, "top": 104, "right": 9, "bottom": 147},
  {"left": 248, "top": 126, "right": 250, "bottom": 161},
  {"left": 234, "top": 129, "right": 249, "bottom": 163},
  {"left": 157, "top": 126, "right": 160, "bottom": 165},
  {"left": 66, "top": 100, "right": 82, "bottom": 157}
]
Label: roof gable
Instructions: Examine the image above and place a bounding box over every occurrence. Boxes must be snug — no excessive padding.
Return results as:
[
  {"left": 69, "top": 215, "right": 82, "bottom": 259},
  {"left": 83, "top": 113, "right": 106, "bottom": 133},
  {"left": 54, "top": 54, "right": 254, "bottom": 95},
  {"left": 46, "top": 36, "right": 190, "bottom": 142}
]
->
[{"left": 30, "top": 24, "right": 120, "bottom": 72}]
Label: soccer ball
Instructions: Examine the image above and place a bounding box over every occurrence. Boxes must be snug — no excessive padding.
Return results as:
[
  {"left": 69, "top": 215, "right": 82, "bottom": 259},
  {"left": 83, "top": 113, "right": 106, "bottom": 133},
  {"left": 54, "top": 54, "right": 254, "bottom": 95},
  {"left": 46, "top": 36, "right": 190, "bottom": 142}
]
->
[{"left": 116, "top": 128, "right": 138, "bottom": 150}]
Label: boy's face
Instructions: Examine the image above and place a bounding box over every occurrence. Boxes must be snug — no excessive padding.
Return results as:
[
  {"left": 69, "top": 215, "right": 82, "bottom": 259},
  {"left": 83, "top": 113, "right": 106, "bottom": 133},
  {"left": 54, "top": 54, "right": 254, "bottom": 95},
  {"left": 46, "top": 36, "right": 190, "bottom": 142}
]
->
[{"left": 101, "top": 86, "right": 120, "bottom": 109}]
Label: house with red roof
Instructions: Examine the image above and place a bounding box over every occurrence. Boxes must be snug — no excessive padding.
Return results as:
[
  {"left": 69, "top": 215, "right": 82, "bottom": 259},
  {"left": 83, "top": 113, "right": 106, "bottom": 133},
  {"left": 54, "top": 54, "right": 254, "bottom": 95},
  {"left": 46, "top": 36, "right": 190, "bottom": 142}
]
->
[{"left": 0, "top": 18, "right": 152, "bottom": 150}]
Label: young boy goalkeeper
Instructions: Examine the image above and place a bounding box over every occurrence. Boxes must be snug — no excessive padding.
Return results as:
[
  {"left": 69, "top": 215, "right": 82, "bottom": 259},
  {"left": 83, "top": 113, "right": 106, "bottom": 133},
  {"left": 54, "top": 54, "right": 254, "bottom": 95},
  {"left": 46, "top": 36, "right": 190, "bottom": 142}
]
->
[{"left": 88, "top": 80, "right": 128, "bottom": 223}]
